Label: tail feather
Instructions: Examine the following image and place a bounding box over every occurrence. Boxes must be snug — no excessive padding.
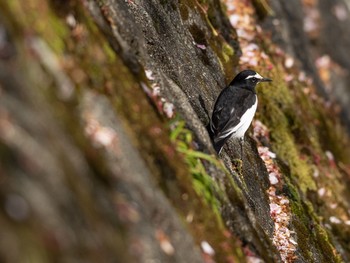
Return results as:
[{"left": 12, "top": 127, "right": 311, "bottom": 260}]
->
[
  {"left": 213, "top": 137, "right": 227, "bottom": 154},
  {"left": 206, "top": 123, "right": 226, "bottom": 154}
]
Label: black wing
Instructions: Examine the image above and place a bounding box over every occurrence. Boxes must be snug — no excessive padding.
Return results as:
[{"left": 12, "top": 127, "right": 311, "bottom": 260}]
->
[{"left": 210, "top": 87, "right": 254, "bottom": 140}]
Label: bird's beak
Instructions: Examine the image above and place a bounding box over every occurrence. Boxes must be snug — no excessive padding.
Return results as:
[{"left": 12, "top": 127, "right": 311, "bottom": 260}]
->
[{"left": 260, "top": 77, "right": 272, "bottom": 82}]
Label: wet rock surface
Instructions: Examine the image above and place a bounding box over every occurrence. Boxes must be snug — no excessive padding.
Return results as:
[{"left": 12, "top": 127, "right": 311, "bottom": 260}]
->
[{"left": 1, "top": 0, "right": 350, "bottom": 262}]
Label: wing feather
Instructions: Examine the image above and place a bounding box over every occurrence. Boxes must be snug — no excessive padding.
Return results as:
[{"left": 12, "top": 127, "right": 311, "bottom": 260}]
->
[{"left": 210, "top": 87, "right": 255, "bottom": 142}]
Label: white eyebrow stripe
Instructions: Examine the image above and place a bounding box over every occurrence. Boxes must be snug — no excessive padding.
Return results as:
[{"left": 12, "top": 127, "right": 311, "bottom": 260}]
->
[{"left": 245, "top": 73, "right": 263, "bottom": 79}]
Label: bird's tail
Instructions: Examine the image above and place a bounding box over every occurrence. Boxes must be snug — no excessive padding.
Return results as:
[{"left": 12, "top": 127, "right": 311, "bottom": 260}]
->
[
  {"left": 206, "top": 123, "right": 226, "bottom": 154},
  {"left": 213, "top": 138, "right": 226, "bottom": 154}
]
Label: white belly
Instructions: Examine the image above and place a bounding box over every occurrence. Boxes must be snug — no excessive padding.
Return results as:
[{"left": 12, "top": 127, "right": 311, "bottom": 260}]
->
[{"left": 232, "top": 97, "right": 257, "bottom": 138}]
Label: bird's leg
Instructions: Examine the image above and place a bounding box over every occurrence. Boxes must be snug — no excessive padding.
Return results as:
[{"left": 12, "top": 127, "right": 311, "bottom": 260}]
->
[
  {"left": 240, "top": 137, "right": 244, "bottom": 160},
  {"left": 232, "top": 137, "right": 244, "bottom": 173}
]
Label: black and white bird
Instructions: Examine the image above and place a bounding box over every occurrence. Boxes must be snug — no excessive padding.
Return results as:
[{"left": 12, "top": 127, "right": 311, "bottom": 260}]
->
[{"left": 207, "top": 69, "right": 272, "bottom": 155}]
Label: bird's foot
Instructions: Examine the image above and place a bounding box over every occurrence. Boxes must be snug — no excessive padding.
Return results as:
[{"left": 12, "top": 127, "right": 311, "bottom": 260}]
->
[{"left": 232, "top": 158, "right": 243, "bottom": 174}]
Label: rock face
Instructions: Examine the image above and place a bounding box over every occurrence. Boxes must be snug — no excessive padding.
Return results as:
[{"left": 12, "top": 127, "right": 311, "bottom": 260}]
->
[{"left": 1, "top": 0, "right": 350, "bottom": 262}]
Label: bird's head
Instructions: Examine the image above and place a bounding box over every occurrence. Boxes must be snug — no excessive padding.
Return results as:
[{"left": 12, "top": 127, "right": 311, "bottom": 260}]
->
[{"left": 232, "top": 69, "right": 272, "bottom": 90}]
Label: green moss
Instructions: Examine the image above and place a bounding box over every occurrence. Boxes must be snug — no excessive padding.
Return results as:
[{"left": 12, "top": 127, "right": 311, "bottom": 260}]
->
[
  {"left": 279, "top": 139, "right": 315, "bottom": 191},
  {"left": 6, "top": 0, "right": 68, "bottom": 54},
  {"left": 286, "top": 178, "right": 341, "bottom": 262},
  {"left": 182, "top": 0, "right": 239, "bottom": 79},
  {"left": 258, "top": 71, "right": 317, "bottom": 192},
  {"left": 283, "top": 177, "right": 300, "bottom": 200},
  {"left": 97, "top": 0, "right": 108, "bottom": 6},
  {"left": 102, "top": 42, "right": 117, "bottom": 62},
  {"left": 290, "top": 200, "right": 308, "bottom": 224},
  {"left": 44, "top": 15, "right": 68, "bottom": 54},
  {"left": 289, "top": 200, "right": 321, "bottom": 262},
  {"left": 170, "top": 118, "right": 227, "bottom": 227},
  {"left": 222, "top": 42, "right": 235, "bottom": 63},
  {"left": 315, "top": 225, "right": 343, "bottom": 262},
  {"left": 251, "top": 0, "right": 274, "bottom": 18}
]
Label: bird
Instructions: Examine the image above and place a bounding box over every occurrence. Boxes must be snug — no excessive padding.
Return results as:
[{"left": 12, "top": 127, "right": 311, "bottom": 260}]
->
[{"left": 207, "top": 69, "right": 272, "bottom": 157}]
